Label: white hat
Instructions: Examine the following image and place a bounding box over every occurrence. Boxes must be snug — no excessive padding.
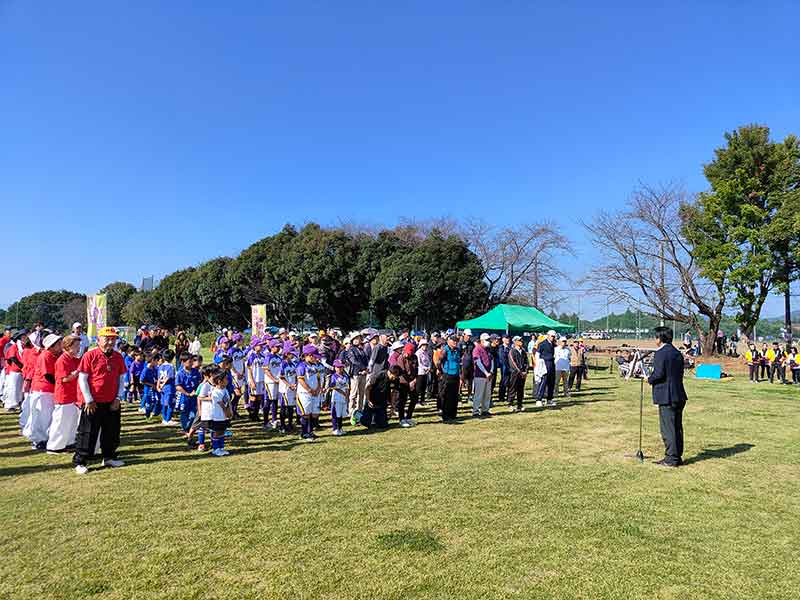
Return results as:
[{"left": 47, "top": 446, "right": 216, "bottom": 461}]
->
[
  {"left": 72, "top": 322, "right": 82, "bottom": 329},
  {"left": 480, "top": 333, "right": 490, "bottom": 341},
  {"left": 559, "top": 336, "right": 567, "bottom": 342},
  {"left": 43, "top": 334, "right": 62, "bottom": 349},
  {"left": 463, "top": 329, "right": 473, "bottom": 336},
  {"left": 390, "top": 341, "right": 404, "bottom": 351},
  {"left": 547, "top": 330, "right": 557, "bottom": 337},
  {"left": 418, "top": 338, "right": 429, "bottom": 346},
  {"left": 278, "top": 327, "right": 287, "bottom": 334}
]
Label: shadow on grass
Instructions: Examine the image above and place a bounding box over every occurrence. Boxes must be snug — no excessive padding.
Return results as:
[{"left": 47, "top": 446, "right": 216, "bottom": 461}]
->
[
  {"left": 683, "top": 443, "right": 754, "bottom": 465},
  {"left": 375, "top": 528, "right": 443, "bottom": 553}
]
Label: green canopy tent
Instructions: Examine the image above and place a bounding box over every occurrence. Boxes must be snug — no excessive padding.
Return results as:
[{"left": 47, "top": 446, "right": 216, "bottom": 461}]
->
[{"left": 456, "top": 303, "right": 574, "bottom": 335}]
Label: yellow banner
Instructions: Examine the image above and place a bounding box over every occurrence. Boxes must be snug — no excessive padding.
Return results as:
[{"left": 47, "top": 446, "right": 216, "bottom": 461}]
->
[
  {"left": 251, "top": 305, "right": 267, "bottom": 338},
  {"left": 87, "top": 294, "right": 108, "bottom": 339}
]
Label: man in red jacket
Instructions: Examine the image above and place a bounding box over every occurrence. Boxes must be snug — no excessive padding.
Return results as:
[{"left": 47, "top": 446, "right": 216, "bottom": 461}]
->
[{"left": 73, "top": 327, "right": 127, "bottom": 475}]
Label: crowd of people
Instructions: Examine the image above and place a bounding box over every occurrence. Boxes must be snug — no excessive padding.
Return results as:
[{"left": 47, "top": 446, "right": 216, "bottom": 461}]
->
[
  {"left": 0, "top": 322, "right": 592, "bottom": 474},
  {"left": 743, "top": 341, "right": 800, "bottom": 384}
]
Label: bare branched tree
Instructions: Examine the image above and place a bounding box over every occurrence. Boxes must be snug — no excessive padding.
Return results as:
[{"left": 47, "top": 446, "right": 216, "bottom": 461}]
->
[
  {"left": 457, "top": 219, "right": 573, "bottom": 310},
  {"left": 583, "top": 183, "right": 726, "bottom": 354}
]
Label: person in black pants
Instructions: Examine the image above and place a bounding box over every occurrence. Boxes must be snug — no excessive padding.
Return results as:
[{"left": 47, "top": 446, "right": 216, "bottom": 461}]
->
[
  {"left": 507, "top": 336, "right": 528, "bottom": 411},
  {"left": 647, "top": 326, "right": 688, "bottom": 467},
  {"left": 438, "top": 335, "right": 462, "bottom": 422},
  {"left": 535, "top": 331, "right": 557, "bottom": 406},
  {"left": 497, "top": 335, "right": 511, "bottom": 404}
]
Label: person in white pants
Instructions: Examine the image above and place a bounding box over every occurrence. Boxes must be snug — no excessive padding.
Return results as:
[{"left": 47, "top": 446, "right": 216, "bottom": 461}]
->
[
  {"left": 47, "top": 335, "right": 82, "bottom": 453},
  {"left": 3, "top": 332, "right": 28, "bottom": 410},
  {"left": 28, "top": 334, "right": 63, "bottom": 450},
  {"left": 471, "top": 333, "right": 495, "bottom": 417}
]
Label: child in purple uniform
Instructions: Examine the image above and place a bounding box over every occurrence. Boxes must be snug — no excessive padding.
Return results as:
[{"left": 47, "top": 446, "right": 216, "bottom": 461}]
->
[
  {"left": 263, "top": 340, "right": 283, "bottom": 430},
  {"left": 328, "top": 360, "right": 350, "bottom": 436},
  {"left": 246, "top": 338, "right": 266, "bottom": 422},
  {"left": 278, "top": 349, "right": 298, "bottom": 433}
]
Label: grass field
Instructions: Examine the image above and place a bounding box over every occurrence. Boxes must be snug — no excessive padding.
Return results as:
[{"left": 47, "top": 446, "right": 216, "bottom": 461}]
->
[{"left": 1, "top": 369, "right": 798, "bottom": 599}]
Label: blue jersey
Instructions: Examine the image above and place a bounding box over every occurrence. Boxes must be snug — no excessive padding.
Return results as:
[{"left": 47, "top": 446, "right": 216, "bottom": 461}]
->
[
  {"left": 176, "top": 366, "right": 201, "bottom": 406},
  {"left": 140, "top": 365, "right": 158, "bottom": 396},
  {"left": 158, "top": 363, "right": 176, "bottom": 397}
]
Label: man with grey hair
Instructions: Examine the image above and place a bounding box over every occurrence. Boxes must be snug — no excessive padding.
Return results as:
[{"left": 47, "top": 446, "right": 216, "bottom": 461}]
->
[{"left": 73, "top": 327, "right": 128, "bottom": 475}]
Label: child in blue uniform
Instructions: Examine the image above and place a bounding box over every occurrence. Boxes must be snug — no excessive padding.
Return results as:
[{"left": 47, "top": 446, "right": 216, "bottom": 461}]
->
[
  {"left": 328, "top": 359, "right": 350, "bottom": 436},
  {"left": 141, "top": 353, "right": 160, "bottom": 419},
  {"left": 129, "top": 350, "right": 145, "bottom": 410},
  {"left": 176, "top": 351, "right": 202, "bottom": 433},
  {"left": 158, "top": 349, "right": 177, "bottom": 426}
]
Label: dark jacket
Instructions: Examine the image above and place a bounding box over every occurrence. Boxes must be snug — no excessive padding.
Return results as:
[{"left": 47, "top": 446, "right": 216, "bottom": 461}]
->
[
  {"left": 498, "top": 344, "right": 511, "bottom": 374},
  {"left": 647, "top": 344, "right": 688, "bottom": 407},
  {"left": 537, "top": 339, "right": 555, "bottom": 362}
]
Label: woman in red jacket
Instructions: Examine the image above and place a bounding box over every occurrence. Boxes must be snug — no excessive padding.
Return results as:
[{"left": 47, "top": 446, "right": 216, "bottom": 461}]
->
[{"left": 47, "top": 335, "right": 82, "bottom": 453}]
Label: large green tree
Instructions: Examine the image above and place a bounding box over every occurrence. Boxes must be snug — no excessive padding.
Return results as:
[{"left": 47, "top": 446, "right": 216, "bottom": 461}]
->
[
  {"left": 121, "top": 291, "right": 156, "bottom": 327},
  {"left": 99, "top": 281, "right": 137, "bottom": 325},
  {"left": 187, "top": 257, "right": 249, "bottom": 329},
  {"left": 370, "top": 231, "right": 486, "bottom": 330},
  {"left": 683, "top": 125, "right": 800, "bottom": 337}
]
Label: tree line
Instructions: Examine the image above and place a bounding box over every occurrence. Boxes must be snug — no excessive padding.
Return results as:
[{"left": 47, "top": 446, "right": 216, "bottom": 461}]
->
[{"left": 2, "top": 221, "right": 572, "bottom": 333}]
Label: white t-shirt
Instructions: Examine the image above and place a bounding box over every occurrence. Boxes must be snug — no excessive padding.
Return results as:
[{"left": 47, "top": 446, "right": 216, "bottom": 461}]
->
[
  {"left": 554, "top": 346, "right": 571, "bottom": 371},
  {"left": 211, "top": 387, "right": 230, "bottom": 421},
  {"left": 198, "top": 382, "right": 214, "bottom": 420}
]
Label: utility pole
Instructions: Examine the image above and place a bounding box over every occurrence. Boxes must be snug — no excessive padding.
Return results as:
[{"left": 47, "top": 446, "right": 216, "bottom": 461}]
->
[
  {"left": 606, "top": 297, "right": 610, "bottom": 337},
  {"left": 532, "top": 259, "right": 539, "bottom": 309},
  {"left": 659, "top": 241, "right": 665, "bottom": 327}
]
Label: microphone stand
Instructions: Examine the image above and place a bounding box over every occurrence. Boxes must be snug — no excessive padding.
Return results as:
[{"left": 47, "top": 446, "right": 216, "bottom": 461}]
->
[{"left": 624, "top": 349, "right": 650, "bottom": 463}]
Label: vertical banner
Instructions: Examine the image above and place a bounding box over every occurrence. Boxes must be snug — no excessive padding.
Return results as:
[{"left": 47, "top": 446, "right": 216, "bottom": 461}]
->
[
  {"left": 251, "top": 304, "right": 267, "bottom": 338},
  {"left": 86, "top": 293, "right": 108, "bottom": 340}
]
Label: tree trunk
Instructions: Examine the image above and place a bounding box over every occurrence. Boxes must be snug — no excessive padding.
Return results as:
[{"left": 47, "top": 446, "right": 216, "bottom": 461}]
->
[{"left": 785, "top": 286, "right": 792, "bottom": 342}]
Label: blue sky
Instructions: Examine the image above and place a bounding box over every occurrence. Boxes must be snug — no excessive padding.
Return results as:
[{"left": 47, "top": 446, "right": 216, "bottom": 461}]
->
[{"left": 2, "top": 1, "right": 798, "bottom": 319}]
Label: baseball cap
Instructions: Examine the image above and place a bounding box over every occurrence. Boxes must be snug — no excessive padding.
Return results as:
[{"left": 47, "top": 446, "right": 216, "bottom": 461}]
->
[
  {"left": 43, "top": 334, "right": 62, "bottom": 349},
  {"left": 72, "top": 322, "right": 82, "bottom": 329},
  {"left": 480, "top": 333, "right": 490, "bottom": 342},
  {"left": 97, "top": 326, "right": 118, "bottom": 338},
  {"left": 463, "top": 329, "right": 473, "bottom": 336},
  {"left": 512, "top": 335, "right": 522, "bottom": 341}
]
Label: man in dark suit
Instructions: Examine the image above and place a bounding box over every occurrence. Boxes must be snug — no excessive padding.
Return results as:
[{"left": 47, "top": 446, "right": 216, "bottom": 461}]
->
[{"left": 646, "top": 326, "right": 688, "bottom": 467}]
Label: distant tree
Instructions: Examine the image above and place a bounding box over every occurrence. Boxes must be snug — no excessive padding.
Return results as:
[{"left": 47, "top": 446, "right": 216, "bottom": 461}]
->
[
  {"left": 148, "top": 268, "right": 198, "bottom": 329},
  {"left": 99, "top": 281, "right": 137, "bottom": 325},
  {"left": 4, "top": 290, "right": 86, "bottom": 331},
  {"left": 121, "top": 291, "right": 155, "bottom": 327},
  {"left": 682, "top": 125, "right": 800, "bottom": 338},
  {"left": 371, "top": 231, "right": 486, "bottom": 330},
  {"left": 61, "top": 297, "right": 86, "bottom": 329},
  {"left": 188, "top": 257, "right": 249, "bottom": 329},
  {"left": 230, "top": 224, "right": 304, "bottom": 325}
]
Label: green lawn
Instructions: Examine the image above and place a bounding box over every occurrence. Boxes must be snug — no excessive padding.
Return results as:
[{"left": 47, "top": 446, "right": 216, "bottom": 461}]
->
[{"left": 1, "top": 371, "right": 798, "bottom": 599}]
